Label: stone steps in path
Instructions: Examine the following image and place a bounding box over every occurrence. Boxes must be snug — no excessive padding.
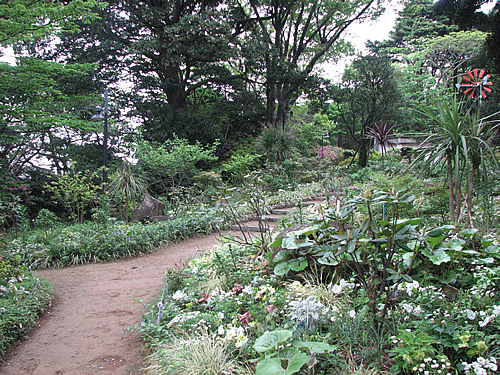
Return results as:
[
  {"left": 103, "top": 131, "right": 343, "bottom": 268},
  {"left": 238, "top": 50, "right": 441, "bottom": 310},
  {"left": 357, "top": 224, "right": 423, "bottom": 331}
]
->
[{"left": 229, "top": 198, "right": 326, "bottom": 233}]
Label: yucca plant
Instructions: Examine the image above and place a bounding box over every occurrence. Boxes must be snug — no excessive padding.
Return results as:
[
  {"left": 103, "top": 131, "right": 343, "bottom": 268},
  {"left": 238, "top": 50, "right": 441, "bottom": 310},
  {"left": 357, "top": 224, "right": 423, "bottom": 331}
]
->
[
  {"left": 412, "top": 94, "right": 499, "bottom": 226},
  {"left": 108, "top": 163, "right": 146, "bottom": 224}
]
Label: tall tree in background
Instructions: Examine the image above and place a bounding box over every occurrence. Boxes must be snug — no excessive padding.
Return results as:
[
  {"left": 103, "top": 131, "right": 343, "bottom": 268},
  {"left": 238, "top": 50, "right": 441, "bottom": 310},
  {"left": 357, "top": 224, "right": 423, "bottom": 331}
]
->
[
  {"left": 369, "top": 0, "right": 456, "bottom": 58},
  {"left": 238, "top": 0, "right": 383, "bottom": 131},
  {"left": 330, "top": 54, "right": 402, "bottom": 167},
  {"left": 433, "top": 0, "right": 493, "bottom": 31}
]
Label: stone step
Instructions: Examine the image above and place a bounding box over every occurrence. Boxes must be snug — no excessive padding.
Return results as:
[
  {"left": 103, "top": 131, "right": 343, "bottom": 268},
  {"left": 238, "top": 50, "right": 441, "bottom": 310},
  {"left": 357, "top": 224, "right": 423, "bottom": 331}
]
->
[
  {"left": 231, "top": 198, "right": 328, "bottom": 234},
  {"left": 230, "top": 220, "right": 276, "bottom": 233},
  {"left": 257, "top": 214, "right": 282, "bottom": 222},
  {"left": 271, "top": 207, "right": 295, "bottom": 215}
]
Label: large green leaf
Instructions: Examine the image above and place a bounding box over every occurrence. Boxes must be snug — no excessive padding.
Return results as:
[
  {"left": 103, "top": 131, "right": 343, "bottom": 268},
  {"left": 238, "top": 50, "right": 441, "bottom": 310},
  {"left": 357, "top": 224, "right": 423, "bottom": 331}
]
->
[
  {"left": 317, "top": 252, "right": 339, "bottom": 266},
  {"left": 427, "top": 248, "right": 451, "bottom": 265},
  {"left": 289, "top": 259, "right": 308, "bottom": 272},
  {"left": 273, "top": 250, "right": 288, "bottom": 263},
  {"left": 292, "top": 340, "right": 337, "bottom": 353},
  {"left": 255, "top": 358, "right": 288, "bottom": 375},
  {"left": 254, "top": 330, "right": 292, "bottom": 353},
  {"left": 282, "top": 236, "right": 299, "bottom": 250},
  {"left": 274, "top": 262, "right": 291, "bottom": 276}
]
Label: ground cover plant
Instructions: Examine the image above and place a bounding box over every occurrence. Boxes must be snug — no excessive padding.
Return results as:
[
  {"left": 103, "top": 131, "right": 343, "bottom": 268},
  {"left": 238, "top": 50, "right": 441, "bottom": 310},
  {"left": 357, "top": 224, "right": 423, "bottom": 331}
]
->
[
  {"left": 140, "top": 189, "right": 499, "bottom": 374},
  {"left": 1, "top": 178, "right": 333, "bottom": 270},
  {"left": 0, "top": 256, "right": 53, "bottom": 356}
]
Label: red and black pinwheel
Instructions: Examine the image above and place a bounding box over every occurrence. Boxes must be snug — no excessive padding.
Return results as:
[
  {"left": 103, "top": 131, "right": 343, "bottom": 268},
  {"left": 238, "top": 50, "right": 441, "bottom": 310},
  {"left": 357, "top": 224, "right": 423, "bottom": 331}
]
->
[{"left": 457, "top": 69, "right": 493, "bottom": 100}]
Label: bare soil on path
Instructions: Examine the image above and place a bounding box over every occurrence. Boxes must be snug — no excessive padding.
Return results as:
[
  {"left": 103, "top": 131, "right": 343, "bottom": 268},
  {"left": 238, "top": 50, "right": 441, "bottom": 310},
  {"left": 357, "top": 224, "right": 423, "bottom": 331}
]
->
[{"left": 0, "top": 234, "right": 222, "bottom": 375}]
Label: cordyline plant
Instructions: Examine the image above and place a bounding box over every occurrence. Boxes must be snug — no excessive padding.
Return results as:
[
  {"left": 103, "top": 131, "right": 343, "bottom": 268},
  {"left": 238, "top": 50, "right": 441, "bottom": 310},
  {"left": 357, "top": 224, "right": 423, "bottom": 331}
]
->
[
  {"left": 411, "top": 94, "right": 499, "bottom": 227},
  {"left": 108, "top": 162, "right": 146, "bottom": 224},
  {"left": 365, "top": 121, "right": 395, "bottom": 168}
]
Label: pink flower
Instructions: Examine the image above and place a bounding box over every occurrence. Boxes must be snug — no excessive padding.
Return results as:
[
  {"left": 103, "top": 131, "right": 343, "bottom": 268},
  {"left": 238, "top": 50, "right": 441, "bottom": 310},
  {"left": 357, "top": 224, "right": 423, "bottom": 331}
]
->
[
  {"left": 265, "top": 305, "right": 276, "bottom": 313},
  {"left": 317, "top": 146, "right": 337, "bottom": 160},
  {"left": 237, "top": 312, "right": 253, "bottom": 325},
  {"left": 232, "top": 283, "right": 244, "bottom": 295},
  {"left": 20, "top": 185, "right": 28, "bottom": 191}
]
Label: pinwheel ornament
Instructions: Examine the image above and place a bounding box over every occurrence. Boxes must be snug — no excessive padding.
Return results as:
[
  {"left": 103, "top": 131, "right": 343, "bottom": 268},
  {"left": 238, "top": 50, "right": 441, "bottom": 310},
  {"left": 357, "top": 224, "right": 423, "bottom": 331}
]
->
[{"left": 456, "top": 69, "right": 493, "bottom": 100}]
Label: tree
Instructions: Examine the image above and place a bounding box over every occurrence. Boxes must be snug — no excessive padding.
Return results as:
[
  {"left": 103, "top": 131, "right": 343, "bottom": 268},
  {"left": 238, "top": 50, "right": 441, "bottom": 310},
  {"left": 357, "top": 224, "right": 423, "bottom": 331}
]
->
[
  {"left": 433, "top": 0, "right": 493, "bottom": 31},
  {"left": 40, "top": 0, "right": 264, "bottom": 144},
  {"left": 330, "top": 54, "right": 403, "bottom": 167},
  {"left": 415, "top": 30, "right": 488, "bottom": 88},
  {"left": 369, "top": 0, "right": 456, "bottom": 58},
  {"left": 0, "top": 58, "right": 100, "bottom": 176},
  {"left": 237, "top": 0, "right": 383, "bottom": 131},
  {"left": 0, "top": 0, "right": 103, "bottom": 47}
]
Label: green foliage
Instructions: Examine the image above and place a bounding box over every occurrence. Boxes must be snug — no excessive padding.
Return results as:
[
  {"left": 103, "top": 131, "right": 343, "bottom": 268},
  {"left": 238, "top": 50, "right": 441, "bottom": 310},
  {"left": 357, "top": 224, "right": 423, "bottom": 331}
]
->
[
  {"left": 137, "top": 136, "right": 219, "bottom": 194},
  {"left": 221, "top": 153, "right": 262, "bottom": 184},
  {"left": 271, "top": 189, "right": 426, "bottom": 316},
  {"left": 34, "top": 209, "right": 60, "bottom": 230},
  {"left": 253, "top": 329, "right": 336, "bottom": 375},
  {"left": 0, "top": 0, "right": 104, "bottom": 46},
  {"left": 46, "top": 168, "right": 101, "bottom": 224},
  {"left": 91, "top": 194, "right": 113, "bottom": 224},
  {"left": 389, "top": 329, "right": 438, "bottom": 373},
  {"left": 5, "top": 207, "right": 228, "bottom": 269},
  {"left": 0, "top": 259, "right": 53, "bottom": 356},
  {"left": 0, "top": 58, "right": 99, "bottom": 176},
  {"left": 108, "top": 163, "right": 146, "bottom": 224}
]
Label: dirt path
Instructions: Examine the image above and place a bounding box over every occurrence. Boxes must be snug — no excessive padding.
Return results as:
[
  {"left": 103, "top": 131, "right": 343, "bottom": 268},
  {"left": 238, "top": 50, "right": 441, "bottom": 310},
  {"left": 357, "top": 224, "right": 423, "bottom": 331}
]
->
[{"left": 0, "top": 233, "right": 222, "bottom": 375}]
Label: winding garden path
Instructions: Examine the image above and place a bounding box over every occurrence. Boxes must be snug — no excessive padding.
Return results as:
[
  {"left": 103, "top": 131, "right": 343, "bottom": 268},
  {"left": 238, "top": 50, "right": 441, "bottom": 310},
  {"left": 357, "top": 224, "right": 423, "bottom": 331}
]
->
[{"left": 0, "top": 234, "right": 221, "bottom": 375}]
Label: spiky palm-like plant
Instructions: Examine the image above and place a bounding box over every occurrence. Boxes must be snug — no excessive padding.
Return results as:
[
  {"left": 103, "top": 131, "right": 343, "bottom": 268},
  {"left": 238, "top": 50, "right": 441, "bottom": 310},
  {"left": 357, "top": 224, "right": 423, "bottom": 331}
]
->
[
  {"left": 366, "top": 122, "right": 396, "bottom": 168},
  {"left": 412, "top": 95, "right": 499, "bottom": 225},
  {"left": 108, "top": 163, "right": 146, "bottom": 224}
]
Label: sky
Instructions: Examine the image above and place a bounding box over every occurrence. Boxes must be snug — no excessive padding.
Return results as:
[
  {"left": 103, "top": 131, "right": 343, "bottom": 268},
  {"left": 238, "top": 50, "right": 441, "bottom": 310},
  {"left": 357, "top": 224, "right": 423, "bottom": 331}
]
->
[{"left": 321, "top": 1, "right": 404, "bottom": 81}]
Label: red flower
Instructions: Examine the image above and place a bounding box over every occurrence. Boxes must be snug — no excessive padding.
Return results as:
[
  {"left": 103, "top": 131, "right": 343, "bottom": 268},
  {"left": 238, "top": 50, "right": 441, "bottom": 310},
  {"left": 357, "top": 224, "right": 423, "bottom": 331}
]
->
[
  {"left": 196, "top": 293, "right": 209, "bottom": 304},
  {"left": 232, "top": 283, "right": 244, "bottom": 295},
  {"left": 237, "top": 312, "right": 253, "bottom": 325}
]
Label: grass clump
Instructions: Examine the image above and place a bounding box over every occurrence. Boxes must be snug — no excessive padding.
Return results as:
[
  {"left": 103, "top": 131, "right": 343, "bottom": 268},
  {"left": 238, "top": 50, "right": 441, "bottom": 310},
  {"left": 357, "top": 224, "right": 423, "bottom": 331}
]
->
[{"left": 144, "top": 332, "right": 250, "bottom": 375}]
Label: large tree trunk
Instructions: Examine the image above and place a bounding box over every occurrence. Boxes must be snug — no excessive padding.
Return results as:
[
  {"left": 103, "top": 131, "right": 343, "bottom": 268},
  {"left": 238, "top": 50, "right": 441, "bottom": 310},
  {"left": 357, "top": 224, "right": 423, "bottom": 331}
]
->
[{"left": 358, "top": 138, "right": 369, "bottom": 168}]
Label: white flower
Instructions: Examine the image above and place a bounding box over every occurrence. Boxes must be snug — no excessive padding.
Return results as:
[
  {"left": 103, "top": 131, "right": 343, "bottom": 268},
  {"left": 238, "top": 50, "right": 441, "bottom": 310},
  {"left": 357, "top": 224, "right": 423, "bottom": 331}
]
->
[
  {"left": 331, "top": 284, "right": 342, "bottom": 294},
  {"left": 171, "top": 290, "right": 188, "bottom": 301},
  {"left": 493, "top": 305, "right": 500, "bottom": 316},
  {"left": 348, "top": 310, "right": 356, "bottom": 318},
  {"left": 217, "top": 312, "right": 224, "bottom": 320},
  {"left": 217, "top": 325, "right": 225, "bottom": 336},
  {"left": 465, "top": 309, "right": 477, "bottom": 320}
]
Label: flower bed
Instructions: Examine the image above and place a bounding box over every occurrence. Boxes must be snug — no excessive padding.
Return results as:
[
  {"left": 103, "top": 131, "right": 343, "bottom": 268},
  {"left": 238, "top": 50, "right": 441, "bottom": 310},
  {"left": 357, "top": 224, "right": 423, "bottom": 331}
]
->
[{"left": 141, "top": 191, "right": 499, "bottom": 374}]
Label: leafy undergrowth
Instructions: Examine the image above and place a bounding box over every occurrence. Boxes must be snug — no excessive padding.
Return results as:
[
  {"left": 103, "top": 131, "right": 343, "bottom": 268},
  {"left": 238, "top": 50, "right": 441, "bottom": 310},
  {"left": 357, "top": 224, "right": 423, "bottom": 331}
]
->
[
  {"left": 5, "top": 212, "right": 226, "bottom": 269},
  {"left": 140, "top": 190, "right": 499, "bottom": 375},
  {"left": 3, "top": 179, "right": 331, "bottom": 270},
  {"left": 0, "top": 257, "right": 53, "bottom": 356}
]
